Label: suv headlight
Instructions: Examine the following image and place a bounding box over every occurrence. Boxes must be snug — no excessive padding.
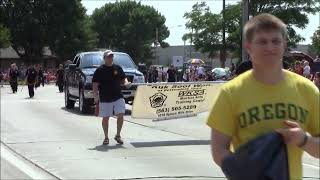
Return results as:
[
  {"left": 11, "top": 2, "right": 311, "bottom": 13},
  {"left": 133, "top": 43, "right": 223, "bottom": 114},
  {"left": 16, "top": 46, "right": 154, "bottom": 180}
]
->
[{"left": 133, "top": 75, "right": 145, "bottom": 83}]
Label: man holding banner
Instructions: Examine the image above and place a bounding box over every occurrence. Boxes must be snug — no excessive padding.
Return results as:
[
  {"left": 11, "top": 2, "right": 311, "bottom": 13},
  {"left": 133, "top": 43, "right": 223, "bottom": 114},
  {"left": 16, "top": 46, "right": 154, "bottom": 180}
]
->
[{"left": 207, "top": 13, "right": 319, "bottom": 180}]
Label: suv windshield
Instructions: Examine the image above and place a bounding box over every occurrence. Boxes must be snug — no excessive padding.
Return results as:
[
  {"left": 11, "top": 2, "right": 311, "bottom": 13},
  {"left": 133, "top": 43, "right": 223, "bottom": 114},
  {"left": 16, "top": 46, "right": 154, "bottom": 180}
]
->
[
  {"left": 80, "top": 53, "right": 137, "bottom": 69},
  {"left": 80, "top": 53, "right": 103, "bottom": 68}
]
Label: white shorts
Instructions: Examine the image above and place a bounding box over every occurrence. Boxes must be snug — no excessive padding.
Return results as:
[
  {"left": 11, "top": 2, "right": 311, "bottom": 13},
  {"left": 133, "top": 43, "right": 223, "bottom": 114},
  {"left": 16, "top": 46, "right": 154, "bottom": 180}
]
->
[{"left": 99, "top": 98, "right": 125, "bottom": 117}]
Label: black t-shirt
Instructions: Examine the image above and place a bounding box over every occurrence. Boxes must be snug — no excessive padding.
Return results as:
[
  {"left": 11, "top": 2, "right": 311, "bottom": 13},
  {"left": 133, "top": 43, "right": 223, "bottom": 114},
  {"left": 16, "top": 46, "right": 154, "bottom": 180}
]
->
[
  {"left": 26, "top": 68, "right": 37, "bottom": 84},
  {"left": 92, "top": 64, "right": 126, "bottom": 102},
  {"left": 9, "top": 69, "right": 19, "bottom": 81},
  {"left": 56, "top": 69, "right": 64, "bottom": 82},
  {"left": 235, "top": 60, "right": 290, "bottom": 76},
  {"left": 167, "top": 69, "right": 177, "bottom": 82}
]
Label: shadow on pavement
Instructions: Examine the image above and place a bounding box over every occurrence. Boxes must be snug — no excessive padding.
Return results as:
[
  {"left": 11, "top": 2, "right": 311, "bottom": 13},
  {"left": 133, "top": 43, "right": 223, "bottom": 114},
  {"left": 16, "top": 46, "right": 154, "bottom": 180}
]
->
[
  {"left": 24, "top": 97, "right": 35, "bottom": 99},
  {"left": 130, "top": 140, "right": 210, "bottom": 148},
  {"left": 88, "top": 144, "right": 125, "bottom": 152},
  {"left": 60, "top": 107, "right": 132, "bottom": 116},
  {"left": 60, "top": 107, "right": 94, "bottom": 117}
]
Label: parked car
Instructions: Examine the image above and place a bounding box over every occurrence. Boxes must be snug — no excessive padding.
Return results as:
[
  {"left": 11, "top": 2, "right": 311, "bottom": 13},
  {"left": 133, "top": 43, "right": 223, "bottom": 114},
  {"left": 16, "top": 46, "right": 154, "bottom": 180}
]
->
[{"left": 64, "top": 51, "right": 145, "bottom": 113}]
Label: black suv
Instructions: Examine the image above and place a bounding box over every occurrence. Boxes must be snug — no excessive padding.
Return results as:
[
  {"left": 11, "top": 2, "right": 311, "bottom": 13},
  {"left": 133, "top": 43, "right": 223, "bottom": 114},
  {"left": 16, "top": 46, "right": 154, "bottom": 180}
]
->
[{"left": 64, "top": 51, "right": 145, "bottom": 113}]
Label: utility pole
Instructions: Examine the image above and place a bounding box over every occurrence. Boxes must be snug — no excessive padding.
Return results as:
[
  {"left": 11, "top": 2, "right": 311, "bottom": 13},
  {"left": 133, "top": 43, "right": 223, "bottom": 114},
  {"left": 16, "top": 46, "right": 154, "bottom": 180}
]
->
[
  {"left": 241, "top": 0, "right": 249, "bottom": 62},
  {"left": 190, "top": 28, "right": 193, "bottom": 58},
  {"left": 183, "top": 40, "right": 186, "bottom": 63},
  {"left": 221, "top": 0, "right": 226, "bottom": 68},
  {"left": 155, "top": 27, "right": 158, "bottom": 65}
]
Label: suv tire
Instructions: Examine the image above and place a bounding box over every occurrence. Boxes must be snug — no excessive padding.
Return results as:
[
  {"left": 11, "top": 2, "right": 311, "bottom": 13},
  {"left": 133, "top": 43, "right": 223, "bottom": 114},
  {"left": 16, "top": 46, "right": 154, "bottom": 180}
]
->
[
  {"left": 79, "top": 88, "right": 91, "bottom": 114},
  {"left": 65, "top": 88, "right": 75, "bottom": 109}
]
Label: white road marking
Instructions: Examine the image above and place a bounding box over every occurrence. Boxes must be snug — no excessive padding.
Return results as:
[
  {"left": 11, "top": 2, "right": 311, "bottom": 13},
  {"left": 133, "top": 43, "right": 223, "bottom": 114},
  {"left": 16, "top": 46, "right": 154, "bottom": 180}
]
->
[
  {"left": 303, "top": 163, "right": 320, "bottom": 169},
  {"left": 1, "top": 142, "right": 59, "bottom": 179}
]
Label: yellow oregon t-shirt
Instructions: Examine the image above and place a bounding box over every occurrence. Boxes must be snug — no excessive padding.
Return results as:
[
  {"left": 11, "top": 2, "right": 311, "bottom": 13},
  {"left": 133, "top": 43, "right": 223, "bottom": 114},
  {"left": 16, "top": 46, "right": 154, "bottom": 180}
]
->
[{"left": 207, "top": 69, "right": 319, "bottom": 180}]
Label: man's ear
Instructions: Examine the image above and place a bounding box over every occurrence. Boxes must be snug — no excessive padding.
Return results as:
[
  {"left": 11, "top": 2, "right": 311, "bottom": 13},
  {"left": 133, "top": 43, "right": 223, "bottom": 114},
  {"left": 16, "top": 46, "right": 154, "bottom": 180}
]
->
[
  {"left": 244, "top": 41, "right": 251, "bottom": 54},
  {"left": 283, "top": 40, "right": 287, "bottom": 49}
]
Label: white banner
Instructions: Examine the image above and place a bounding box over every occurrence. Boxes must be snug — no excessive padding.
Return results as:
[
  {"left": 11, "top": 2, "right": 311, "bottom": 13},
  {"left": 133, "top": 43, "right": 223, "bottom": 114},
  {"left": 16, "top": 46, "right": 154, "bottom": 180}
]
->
[{"left": 132, "top": 82, "right": 225, "bottom": 120}]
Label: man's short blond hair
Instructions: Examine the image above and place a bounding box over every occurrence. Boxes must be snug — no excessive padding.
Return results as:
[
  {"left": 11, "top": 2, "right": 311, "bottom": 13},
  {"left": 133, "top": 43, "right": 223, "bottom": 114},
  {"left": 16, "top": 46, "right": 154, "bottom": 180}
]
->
[{"left": 244, "top": 13, "right": 287, "bottom": 42}]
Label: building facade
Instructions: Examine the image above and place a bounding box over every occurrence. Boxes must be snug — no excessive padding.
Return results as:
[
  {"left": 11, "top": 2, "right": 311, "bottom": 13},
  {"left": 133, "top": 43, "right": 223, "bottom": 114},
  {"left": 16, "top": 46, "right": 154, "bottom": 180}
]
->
[
  {"left": 152, "top": 44, "right": 313, "bottom": 68},
  {"left": 0, "top": 46, "right": 57, "bottom": 72}
]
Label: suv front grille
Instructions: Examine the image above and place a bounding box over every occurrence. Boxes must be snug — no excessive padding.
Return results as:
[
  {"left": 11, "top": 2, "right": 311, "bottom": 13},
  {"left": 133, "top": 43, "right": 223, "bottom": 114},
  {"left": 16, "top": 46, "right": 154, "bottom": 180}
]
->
[{"left": 126, "top": 75, "right": 134, "bottom": 83}]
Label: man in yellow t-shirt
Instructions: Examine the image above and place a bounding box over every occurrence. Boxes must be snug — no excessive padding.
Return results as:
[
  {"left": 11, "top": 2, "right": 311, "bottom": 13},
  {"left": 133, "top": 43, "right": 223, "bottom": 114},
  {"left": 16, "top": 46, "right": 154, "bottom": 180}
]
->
[{"left": 207, "top": 13, "right": 319, "bottom": 180}]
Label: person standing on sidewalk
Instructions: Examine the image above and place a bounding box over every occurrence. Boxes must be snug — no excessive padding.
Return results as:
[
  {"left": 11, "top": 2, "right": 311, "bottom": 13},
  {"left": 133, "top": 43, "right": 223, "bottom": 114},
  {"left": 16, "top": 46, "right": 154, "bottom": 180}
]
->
[
  {"left": 25, "top": 65, "right": 38, "bottom": 98},
  {"left": 56, "top": 64, "right": 64, "bottom": 92},
  {"left": 39, "top": 65, "right": 45, "bottom": 87},
  {"left": 207, "top": 13, "right": 319, "bottom": 180},
  {"left": 9, "top": 63, "right": 19, "bottom": 93},
  {"left": 167, "top": 65, "right": 177, "bottom": 82},
  {"left": 92, "top": 50, "right": 129, "bottom": 145},
  {"left": 0, "top": 70, "right": 4, "bottom": 87}
]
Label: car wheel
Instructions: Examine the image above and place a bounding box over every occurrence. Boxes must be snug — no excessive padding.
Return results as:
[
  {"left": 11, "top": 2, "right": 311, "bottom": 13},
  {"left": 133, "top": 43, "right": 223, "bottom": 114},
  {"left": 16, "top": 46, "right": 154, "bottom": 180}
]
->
[{"left": 65, "top": 88, "right": 75, "bottom": 109}]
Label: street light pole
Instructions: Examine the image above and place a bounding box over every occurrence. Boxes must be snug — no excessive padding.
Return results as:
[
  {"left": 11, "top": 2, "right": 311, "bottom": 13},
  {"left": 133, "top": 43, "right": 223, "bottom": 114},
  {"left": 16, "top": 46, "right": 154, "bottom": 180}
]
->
[
  {"left": 155, "top": 27, "right": 159, "bottom": 65},
  {"left": 241, "top": 0, "right": 249, "bottom": 62}
]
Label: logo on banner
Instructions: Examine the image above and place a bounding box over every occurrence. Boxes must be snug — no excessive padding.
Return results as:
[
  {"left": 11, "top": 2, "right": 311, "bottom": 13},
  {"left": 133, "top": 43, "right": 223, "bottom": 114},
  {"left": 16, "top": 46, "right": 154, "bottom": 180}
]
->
[
  {"left": 149, "top": 92, "right": 167, "bottom": 108},
  {"left": 178, "top": 90, "right": 205, "bottom": 97}
]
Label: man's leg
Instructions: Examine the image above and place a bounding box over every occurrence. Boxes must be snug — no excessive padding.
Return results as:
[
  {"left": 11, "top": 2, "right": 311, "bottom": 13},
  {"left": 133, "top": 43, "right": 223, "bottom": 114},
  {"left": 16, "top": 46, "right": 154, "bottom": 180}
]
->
[
  {"left": 31, "top": 85, "right": 34, "bottom": 97},
  {"left": 28, "top": 85, "right": 32, "bottom": 97},
  {"left": 116, "top": 113, "right": 124, "bottom": 137},
  {"left": 99, "top": 102, "right": 113, "bottom": 145},
  {"left": 14, "top": 82, "right": 18, "bottom": 92},
  {"left": 114, "top": 98, "right": 125, "bottom": 144},
  {"left": 10, "top": 82, "right": 14, "bottom": 93},
  {"left": 59, "top": 85, "right": 63, "bottom": 92},
  {"left": 28, "top": 84, "right": 34, "bottom": 98},
  {"left": 102, "top": 117, "right": 109, "bottom": 140}
]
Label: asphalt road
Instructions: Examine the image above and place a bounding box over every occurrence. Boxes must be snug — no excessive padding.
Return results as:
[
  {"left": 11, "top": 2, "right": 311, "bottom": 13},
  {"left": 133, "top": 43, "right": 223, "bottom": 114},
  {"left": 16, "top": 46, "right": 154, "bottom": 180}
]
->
[
  {"left": 0, "top": 85, "right": 319, "bottom": 180},
  {"left": 1, "top": 157, "right": 31, "bottom": 180}
]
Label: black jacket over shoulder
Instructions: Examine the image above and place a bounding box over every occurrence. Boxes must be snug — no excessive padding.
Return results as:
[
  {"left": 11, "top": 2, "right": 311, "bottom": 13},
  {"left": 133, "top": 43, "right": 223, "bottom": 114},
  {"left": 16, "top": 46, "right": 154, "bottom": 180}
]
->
[{"left": 221, "top": 132, "right": 289, "bottom": 180}]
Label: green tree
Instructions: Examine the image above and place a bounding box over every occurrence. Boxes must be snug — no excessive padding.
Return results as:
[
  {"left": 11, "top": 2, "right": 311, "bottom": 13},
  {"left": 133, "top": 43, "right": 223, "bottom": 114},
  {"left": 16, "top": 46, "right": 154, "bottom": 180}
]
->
[
  {"left": 311, "top": 26, "right": 320, "bottom": 55},
  {"left": 1, "top": 0, "right": 47, "bottom": 62},
  {"left": 91, "top": 0, "right": 169, "bottom": 63},
  {"left": 0, "top": 0, "right": 97, "bottom": 63},
  {"left": 0, "top": 24, "right": 11, "bottom": 48},
  {"left": 183, "top": 2, "right": 222, "bottom": 59},
  {"left": 249, "top": 0, "right": 320, "bottom": 47},
  {"left": 183, "top": 0, "right": 320, "bottom": 66}
]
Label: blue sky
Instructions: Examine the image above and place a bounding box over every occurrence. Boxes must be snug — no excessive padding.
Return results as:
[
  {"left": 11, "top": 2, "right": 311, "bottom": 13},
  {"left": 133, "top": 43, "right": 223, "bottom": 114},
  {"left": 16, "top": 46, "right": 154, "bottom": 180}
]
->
[{"left": 81, "top": 0, "right": 320, "bottom": 46}]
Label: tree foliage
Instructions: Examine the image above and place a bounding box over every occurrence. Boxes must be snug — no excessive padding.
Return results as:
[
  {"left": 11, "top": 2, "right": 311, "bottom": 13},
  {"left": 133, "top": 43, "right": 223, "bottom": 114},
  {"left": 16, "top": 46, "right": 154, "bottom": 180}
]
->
[
  {"left": 311, "top": 26, "right": 320, "bottom": 55},
  {"left": 183, "top": 0, "right": 320, "bottom": 65},
  {"left": 249, "top": 0, "right": 320, "bottom": 47},
  {"left": 183, "top": 2, "right": 222, "bottom": 59},
  {"left": 0, "top": 0, "right": 97, "bottom": 63},
  {"left": 0, "top": 24, "right": 11, "bottom": 48},
  {"left": 91, "top": 0, "right": 169, "bottom": 63}
]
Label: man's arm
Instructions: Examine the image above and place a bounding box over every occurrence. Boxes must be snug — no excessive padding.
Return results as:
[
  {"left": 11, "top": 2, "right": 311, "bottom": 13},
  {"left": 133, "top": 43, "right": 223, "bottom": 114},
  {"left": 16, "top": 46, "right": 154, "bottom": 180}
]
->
[
  {"left": 92, "top": 82, "right": 99, "bottom": 104},
  {"left": 303, "top": 135, "right": 320, "bottom": 158},
  {"left": 211, "top": 129, "right": 233, "bottom": 167},
  {"left": 276, "top": 120, "right": 320, "bottom": 158}
]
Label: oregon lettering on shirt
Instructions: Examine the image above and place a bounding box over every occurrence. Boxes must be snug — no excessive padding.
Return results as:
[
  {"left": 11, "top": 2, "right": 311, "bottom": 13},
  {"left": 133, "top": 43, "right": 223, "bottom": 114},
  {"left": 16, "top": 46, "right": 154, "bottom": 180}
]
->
[{"left": 238, "top": 103, "right": 309, "bottom": 128}]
